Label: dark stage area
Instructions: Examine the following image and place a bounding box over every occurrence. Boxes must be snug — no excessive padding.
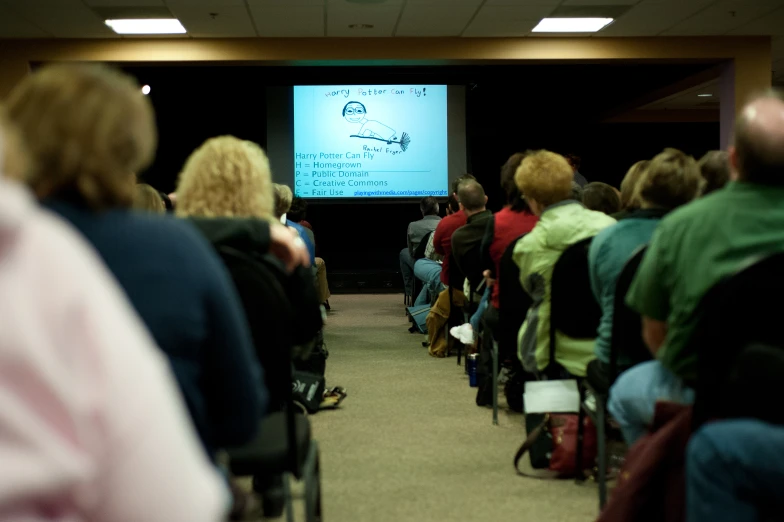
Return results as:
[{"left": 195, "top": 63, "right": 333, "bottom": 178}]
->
[{"left": 124, "top": 63, "right": 721, "bottom": 281}]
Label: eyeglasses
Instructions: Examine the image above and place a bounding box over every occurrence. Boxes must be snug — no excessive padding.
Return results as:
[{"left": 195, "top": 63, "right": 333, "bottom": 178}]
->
[{"left": 345, "top": 107, "right": 365, "bottom": 115}]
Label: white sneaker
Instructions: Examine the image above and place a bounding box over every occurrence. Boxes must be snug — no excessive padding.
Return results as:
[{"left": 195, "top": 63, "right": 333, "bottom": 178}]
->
[{"left": 449, "top": 323, "right": 474, "bottom": 344}]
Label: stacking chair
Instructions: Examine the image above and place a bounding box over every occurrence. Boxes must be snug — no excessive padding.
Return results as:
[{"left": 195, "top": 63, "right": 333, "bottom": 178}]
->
[
  {"left": 219, "top": 246, "right": 323, "bottom": 522},
  {"left": 489, "top": 234, "right": 532, "bottom": 424},
  {"left": 575, "top": 245, "right": 650, "bottom": 509},
  {"left": 690, "top": 251, "right": 784, "bottom": 429},
  {"left": 443, "top": 253, "right": 467, "bottom": 363},
  {"left": 545, "top": 236, "right": 602, "bottom": 380}
]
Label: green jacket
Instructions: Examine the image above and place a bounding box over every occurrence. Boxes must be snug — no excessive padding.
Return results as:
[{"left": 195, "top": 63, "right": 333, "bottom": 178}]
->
[{"left": 513, "top": 201, "right": 616, "bottom": 377}]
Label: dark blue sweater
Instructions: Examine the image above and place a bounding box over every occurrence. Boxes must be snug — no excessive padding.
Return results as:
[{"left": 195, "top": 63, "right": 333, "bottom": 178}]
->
[{"left": 46, "top": 200, "right": 267, "bottom": 458}]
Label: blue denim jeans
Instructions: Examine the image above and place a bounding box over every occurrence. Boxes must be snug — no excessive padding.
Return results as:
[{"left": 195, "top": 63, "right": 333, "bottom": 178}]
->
[
  {"left": 469, "top": 287, "right": 491, "bottom": 333},
  {"left": 687, "top": 419, "right": 784, "bottom": 522},
  {"left": 399, "top": 247, "right": 415, "bottom": 296},
  {"left": 413, "top": 259, "right": 443, "bottom": 306},
  {"left": 607, "top": 360, "right": 695, "bottom": 445}
]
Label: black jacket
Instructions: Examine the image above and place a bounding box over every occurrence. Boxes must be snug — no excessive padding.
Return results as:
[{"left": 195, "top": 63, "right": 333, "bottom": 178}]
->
[
  {"left": 189, "top": 217, "right": 323, "bottom": 410},
  {"left": 451, "top": 209, "right": 493, "bottom": 293}
]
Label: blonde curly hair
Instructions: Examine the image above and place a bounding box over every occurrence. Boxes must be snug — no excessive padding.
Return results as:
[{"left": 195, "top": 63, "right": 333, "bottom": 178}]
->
[
  {"left": 514, "top": 150, "right": 573, "bottom": 208},
  {"left": 175, "top": 136, "right": 273, "bottom": 219},
  {"left": 5, "top": 64, "right": 155, "bottom": 210}
]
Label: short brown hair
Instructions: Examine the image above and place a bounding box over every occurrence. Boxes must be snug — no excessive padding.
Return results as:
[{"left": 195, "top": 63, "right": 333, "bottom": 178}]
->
[
  {"left": 452, "top": 173, "right": 476, "bottom": 195},
  {"left": 583, "top": 182, "right": 621, "bottom": 215},
  {"left": 500, "top": 152, "right": 531, "bottom": 211},
  {"left": 698, "top": 150, "right": 730, "bottom": 195},
  {"left": 620, "top": 160, "right": 650, "bottom": 210},
  {"left": 514, "top": 150, "right": 573, "bottom": 208},
  {"left": 457, "top": 180, "right": 486, "bottom": 211},
  {"left": 273, "top": 184, "right": 293, "bottom": 218},
  {"left": 133, "top": 183, "right": 164, "bottom": 213},
  {"left": 637, "top": 148, "right": 701, "bottom": 210},
  {"left": 5, "top": 64, "right": 156, "bottom": 210}
]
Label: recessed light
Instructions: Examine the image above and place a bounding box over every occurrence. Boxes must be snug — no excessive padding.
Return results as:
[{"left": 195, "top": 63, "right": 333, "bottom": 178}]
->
[
  {"left": 105, "top": 19, "right": 186, "bottom": 35},
  {"left": 141, "top": 85, "right": 151, "bottom": 95},
  {"left": 697, "top": 93, "right": 713, "bottom": 97},
  {"left": 348, "top": 24, "right": 374, "bottom": 29},
  {"left": 532, "top": 17, "right": 613, "bottom": 33}
]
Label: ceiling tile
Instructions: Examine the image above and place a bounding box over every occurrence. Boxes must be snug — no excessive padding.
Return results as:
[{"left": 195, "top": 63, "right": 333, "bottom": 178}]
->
[
  {"left": 249, "top": 0, "right": 323, "bottom": 5},
  {"left": 563, "top": 0, "right": 638, "bottom": 5},
  {"left": 327, "top": 4, "right": 401, "bottom": 36},
  {"left": 662, "top": 0, "right": 783, "bottom": 35},
  {"left": 463, "top": 5, "right": 556, "bottom": 36},
  {"left": 597, "top": 0, "right": 714, "bottom": 36},
  {"left": 5, "top": 0, "right": 117, "bottom": 37},
  {"left": 728, "top": 6, "right": 784, "bottom": 36},
  {"left": 248, "top": 5, "right": 324, "bottom": 36},
  {"left": 86, "top": 0, "right": 165, "bottom": 6},
  {"left": 0, "top": 4, "right": 50, "bottom": 37},
  {"left": 166, "top": 0, "right": 245, "bottom": 6},
  {"left": 484, "top": 0, "right": 560, "bottom": 5},
  {"left": 396, "top": 0, "right": 481, "bottom": 36},
  {"left": 167, "top": 5, "right": 256, "bottom": 36}
]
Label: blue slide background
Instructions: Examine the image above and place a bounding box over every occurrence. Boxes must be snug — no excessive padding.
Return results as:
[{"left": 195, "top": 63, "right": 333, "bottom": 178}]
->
[{"left": 293, "top": 85, "right": 448, "bottom": 199}]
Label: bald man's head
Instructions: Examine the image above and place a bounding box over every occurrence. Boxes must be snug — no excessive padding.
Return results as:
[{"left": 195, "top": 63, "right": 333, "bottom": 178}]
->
[
  {"left": 457, "top": 180, "right": 487, "bottom": 213},
  {"left": 732, "top": 90, "right": 784, "bottom": 186}
]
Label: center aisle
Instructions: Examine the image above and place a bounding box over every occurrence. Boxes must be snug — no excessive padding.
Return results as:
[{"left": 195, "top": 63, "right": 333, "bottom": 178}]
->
[{"left": 310, "top": 294, "right": 597, "bottom": 522}]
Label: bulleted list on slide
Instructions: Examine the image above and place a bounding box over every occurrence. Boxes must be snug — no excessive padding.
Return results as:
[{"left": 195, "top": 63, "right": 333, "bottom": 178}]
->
[{"left": 293, "top": 85, "right": 449, "bottom": 199}]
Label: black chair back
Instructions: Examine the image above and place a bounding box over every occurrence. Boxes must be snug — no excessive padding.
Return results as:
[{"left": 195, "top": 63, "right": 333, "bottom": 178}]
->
[
  {"left": 497, "top": 234, "right": 532, "bottom": 361},
  {"left": 548, "top": 237, "right": 601, "bottom": 377},
  {"left": 608, "top": 245, "right": 652, "bottom": 382},
  {"left": 691, "top": 251, "right": 784, "bottom": 427},
  {"left": 218, "top": 246, "right": 300, "bottom": 472},
  {"left": 413, "top": 231, "right": 433, "bottom": 261}
]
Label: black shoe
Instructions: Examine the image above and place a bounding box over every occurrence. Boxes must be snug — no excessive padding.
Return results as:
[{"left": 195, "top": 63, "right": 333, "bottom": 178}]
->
[{"left": 323, "top": 300, "right": 330, "bottom": 311}]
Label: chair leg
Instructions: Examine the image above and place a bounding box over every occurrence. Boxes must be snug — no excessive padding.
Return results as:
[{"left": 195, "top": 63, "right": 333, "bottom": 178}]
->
[
  {"left": 575, "top": 386, "right": 587, "bottom": 484},
  {"left": 282, "top": 473, "right": 294, "bottom": 522},
  {"left": 492, "top": 340, "right": 499, "bottom": 426},
  {"left": 303, "top": 441, "right": 322, "bottom": 522},
  {"left": 597, "top": 397, "right": 608, "bottom": 510}
]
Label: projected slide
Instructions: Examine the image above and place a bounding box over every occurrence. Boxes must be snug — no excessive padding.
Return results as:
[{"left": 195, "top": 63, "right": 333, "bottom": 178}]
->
[{"left": 293, "top": 85, "right": 448, "bottom": 199}]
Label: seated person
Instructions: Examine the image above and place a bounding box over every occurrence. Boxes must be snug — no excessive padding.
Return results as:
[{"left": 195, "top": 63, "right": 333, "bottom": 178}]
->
[
  {"left": 612, "top": 160, "right": 650, "bottom": 220},
  {"left": 513, "top": 150, "right": 616, "bottom": 377},
  {"left": 400, "top": 196, "right": 441, "bottom": 299},
  {"left": 609, "top": 91, "right": 784, "bottom": 445},
  {"left": 582, "top": 181, "right": 621, "bottom": 215},
  {"left": 451, "top": 181, "right": 492, "bottom": 294},
  {"left": 274, "top": 184, "right": 315, "bottom": 265},
  {"left": 8, "top": 64, "right": 266, "bottom": 461},
  {"left": 587, "top": 149, "right": 702, "bottom": 390},
  {"left": 287, "top": 196, "right": 330, "bottom": 307},
  {"left": 698, "top": 150, "right": 731, "bottom": 195},
  {"left": 176, "top": 136, "right": 314, "bottom": 410},
  {"left": 412, "top": 195, "right": 456, "bottom": 307},
  {"left": 0, "top": 175, "right": 228, "bottom": 522},
  {"left": 426, "top": 175, "right": 478, "bottom": 357},
  {"left": 475, "top": 152, "right": 539, "bottom": 405},
  {"left": 433, "top": 174, "right": 476, "bottom": 288}
]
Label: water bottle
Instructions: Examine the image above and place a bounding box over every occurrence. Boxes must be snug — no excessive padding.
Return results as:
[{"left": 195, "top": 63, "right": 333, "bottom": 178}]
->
[{"left": 467, "top": 353, "right": 478, "bottom": 387}]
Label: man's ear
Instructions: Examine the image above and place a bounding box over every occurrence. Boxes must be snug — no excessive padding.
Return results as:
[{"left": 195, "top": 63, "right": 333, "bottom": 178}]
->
[
  {"left": 484, "top": 195, "right": 488, "bottom": 205},
  {"left": 728, "top": 145, "right": 740, "bottom": 181}
]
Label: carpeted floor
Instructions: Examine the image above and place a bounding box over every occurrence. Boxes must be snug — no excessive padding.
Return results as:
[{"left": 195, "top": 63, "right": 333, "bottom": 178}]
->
[{"left": 310, "top": 293, "right": 599, "bottom": 522}]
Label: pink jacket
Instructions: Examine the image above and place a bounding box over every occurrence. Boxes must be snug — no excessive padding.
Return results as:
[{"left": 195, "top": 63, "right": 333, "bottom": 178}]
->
[{"left": 0, "top": 180, "right": 228, "bottom": 522}]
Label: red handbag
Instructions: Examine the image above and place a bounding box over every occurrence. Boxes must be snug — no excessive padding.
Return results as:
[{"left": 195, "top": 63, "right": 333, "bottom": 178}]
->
[{"left": 514, "top": 413, "right": 598, "bottom": 478}]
